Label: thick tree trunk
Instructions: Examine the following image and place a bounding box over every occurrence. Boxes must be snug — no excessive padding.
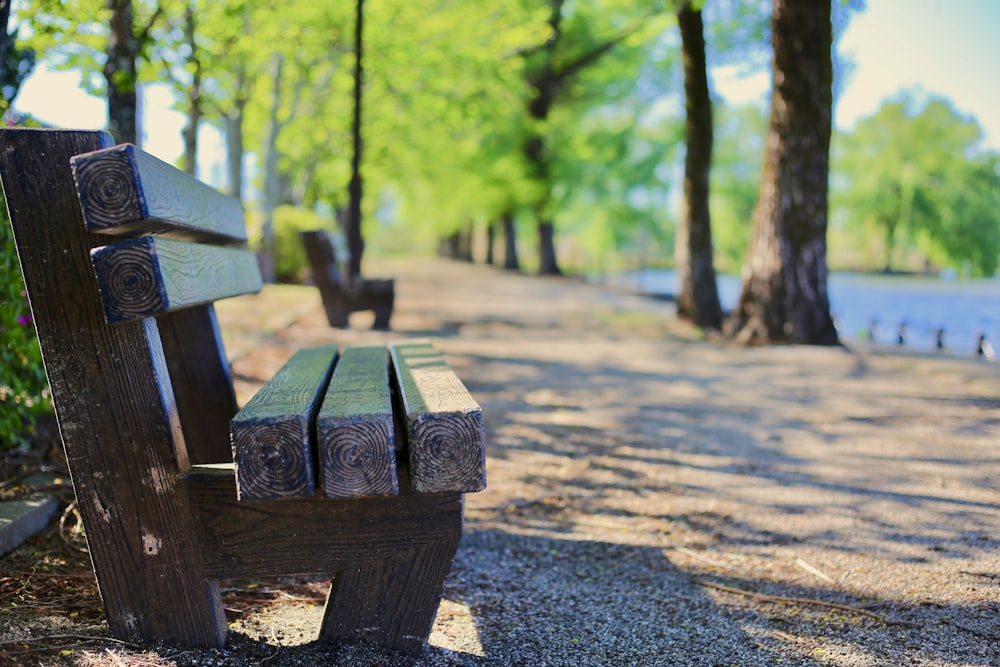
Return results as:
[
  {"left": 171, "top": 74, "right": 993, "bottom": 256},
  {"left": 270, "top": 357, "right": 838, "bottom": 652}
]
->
[
  {"left": 725, "top": 0, "right": 838, "bottom": 346},
  {"left": 502, "top": 212, "right": 520, "bottom": 271},
  {"left": 346, "top": 0, "right": 365, "bottom": 279},
  {"left": 105, "top": 0, "right": 139, "bottom": 145},
  {"left": 675, "top": 2, "right": 722, "bottom": 330},
  {"left": 182, "top": 6, "right": 201, "bottom": 176},
  {"left": 524, "top": 131, "right": 561, "bottom": 275}
]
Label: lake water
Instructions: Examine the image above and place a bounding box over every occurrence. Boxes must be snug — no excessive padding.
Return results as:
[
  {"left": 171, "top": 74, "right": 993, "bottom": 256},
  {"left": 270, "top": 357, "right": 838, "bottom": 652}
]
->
[{"left": 618, "top": 269, "right": 1000, "bottom": 356}]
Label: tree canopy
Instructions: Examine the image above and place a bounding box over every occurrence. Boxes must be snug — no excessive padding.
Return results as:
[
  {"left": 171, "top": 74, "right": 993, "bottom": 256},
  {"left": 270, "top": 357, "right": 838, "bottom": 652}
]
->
[
  {"left": 834, "top": 91, "right": 1000, "bottom": 277},
  {"left": 9, "top": 0, "right": 998, "bottom": 290}
]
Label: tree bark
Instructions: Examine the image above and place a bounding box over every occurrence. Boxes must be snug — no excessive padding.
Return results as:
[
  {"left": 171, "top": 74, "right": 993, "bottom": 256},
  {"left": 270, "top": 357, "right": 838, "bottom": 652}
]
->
[
  {"left": 225, "top": 98, "right": 245, "bottom": 201},
  {"left": 724, "top": 0, "right": 838, "bottom": 346},
  {"left": 457, "top": 223, "right": 473, "bottom": 262},
  {"left": 259, "top": 54, "right": 284, "bottom": 284},
  {"left": 485, "top": 221, "right": 495, "bottom": 265},
  {"left": 675, "top": 2, "right": 722, "bottom": 330},
  {"left": 0, "top": 0, "right": 34, "bottom": 111},
  {"left": 502, "top": 212, "right": 520, "bottom": 271},
  {"left": 0, "top": 1, "right": 11, "bottom": 80},
  {"left": 346, "top": 0, "right": 365, "bottom": 279},
  {"left": 182, "top": 5, "right": 201, "bottom": 176},
  {"left": 537, "top": 222, "right": 560, "bottom": 275},
  {"left": 105, "top": 0, "right": 139, "bottom": 145}
]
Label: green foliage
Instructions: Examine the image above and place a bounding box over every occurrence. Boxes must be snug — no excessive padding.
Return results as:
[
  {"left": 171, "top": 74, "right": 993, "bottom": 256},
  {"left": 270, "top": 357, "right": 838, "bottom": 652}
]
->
[
  {"left": 833, "top": 91, "right": 1000, "bottom": 276},
  {"left": 0, "top": 205, "right": 51, "bottom": 451},
  {"left": 550, "top": 93, "right": 682, "bottom": 271},
  {"left": 249, "top": 205, "right": 330, "bottom": 284},
  {"left": 710, "top": 101, "right": 766, "bottom": 272}
]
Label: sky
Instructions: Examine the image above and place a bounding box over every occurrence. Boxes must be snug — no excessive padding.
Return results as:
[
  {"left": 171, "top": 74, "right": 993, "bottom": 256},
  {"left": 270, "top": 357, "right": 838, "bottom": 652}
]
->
[{"left": 12, "top": 0, "right": 1000, "bottom": 167}]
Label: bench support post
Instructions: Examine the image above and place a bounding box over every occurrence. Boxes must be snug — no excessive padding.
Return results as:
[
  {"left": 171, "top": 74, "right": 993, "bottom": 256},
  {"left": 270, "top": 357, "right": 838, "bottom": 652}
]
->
[
  {"left": 320, "top": 532, "right": 461, "bottom": 652},
  {"left": 0, "top": 129, "right": 228, "bottom": 647}
]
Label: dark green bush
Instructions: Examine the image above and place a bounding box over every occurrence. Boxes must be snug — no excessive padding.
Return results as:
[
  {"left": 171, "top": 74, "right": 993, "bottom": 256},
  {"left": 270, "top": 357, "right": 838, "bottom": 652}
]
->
[{"left": 0, "top": 203, "right": 51, "bottom": 451}]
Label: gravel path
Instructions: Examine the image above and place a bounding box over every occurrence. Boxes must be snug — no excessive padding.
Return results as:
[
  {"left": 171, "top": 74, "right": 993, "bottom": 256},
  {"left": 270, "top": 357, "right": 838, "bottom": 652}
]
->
[{"left": 2, "top": 257, "right": 998, "bottom": 666}]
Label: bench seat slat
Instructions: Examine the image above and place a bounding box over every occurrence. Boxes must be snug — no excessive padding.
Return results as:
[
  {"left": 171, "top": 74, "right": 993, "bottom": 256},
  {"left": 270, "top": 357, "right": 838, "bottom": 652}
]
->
[
  {"left": 91, "top": 236, "right": 262, "bottom": 322},
  {"left": 230, "top": 345, "right": 338, "bottom": 501},
  {"left": 390, "top": 341, "right": 487, "bottom": 494},
  {"left": 318, "top": 345, "right": 399, "bottom": 498},
  {"left": 71, "top": 143, "right": 247, "bottom": 244}
]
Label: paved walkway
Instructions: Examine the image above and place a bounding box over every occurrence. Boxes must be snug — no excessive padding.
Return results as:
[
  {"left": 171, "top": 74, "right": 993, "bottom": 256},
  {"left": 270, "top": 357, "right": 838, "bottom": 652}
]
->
[{"left": 214, "top": 257, "right": 1000, "bottom": 666}]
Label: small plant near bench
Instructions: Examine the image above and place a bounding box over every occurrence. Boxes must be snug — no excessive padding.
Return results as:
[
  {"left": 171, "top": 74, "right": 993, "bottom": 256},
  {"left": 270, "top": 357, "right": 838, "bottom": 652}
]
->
[{"left": 0, "top": 205, "right": 49, "bottom": 452}]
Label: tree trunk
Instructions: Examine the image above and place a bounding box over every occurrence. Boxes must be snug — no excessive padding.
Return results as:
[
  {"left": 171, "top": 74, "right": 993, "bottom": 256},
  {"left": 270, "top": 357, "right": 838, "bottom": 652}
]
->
[
  {"left": 537, "top": 221, "right": 561, "bottom": 275},
  {"left": 675, "top": 2, "right": 722, "bottom": 330},
  {"left": 485, "top": 222, "right": 495, "bottom": 265},
  {"left": 458, "top": 223, "right": 473, "bottom": 262},
  {"left": 0, "top": 0, "right": 11, "bottom": 81},
  {"left": 259, "top": 54, "right": 284, "bottom": 284},
  {"left": 225, "top": 98, "right": 245, "bottom": 201},
  {"left": 182, "top": 6, "right": 201, "bottom": 176},
  {"left": 0, "top": 0, "right": 34, "bottom": 110},
  {"left": 724, "top": 0, "right": 838, "bottom": 346},
  {"left": 502, "top": 212, "right": 520, "bottom": 271},
  {"left": 345, "top": 0, "right": 365, "bottom": 279},
  {"left": 105, "top": 0, "right": 139, "bottom": 145}
]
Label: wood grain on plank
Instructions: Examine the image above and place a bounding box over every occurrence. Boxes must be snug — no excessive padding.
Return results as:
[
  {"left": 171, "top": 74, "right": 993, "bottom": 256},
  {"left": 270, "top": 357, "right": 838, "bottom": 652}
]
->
[
  {"left": 90, "top": 236, "right": 262, "bottom": 322},
  {"left": 156, "top": 305, "right": 239, "bottom": 465},
  {"left": 231, "top": 346, "right": 338, "bottom": 501},
  {"left": 0, "top": 128, "right": 228, "bottom": 647},
  {"left": 317, "top": 345, "right": 398, "bottom": 498},
  {"left": 390, "top": 341, "right": 486, "bottom": 494},
  {"left": 184, "top": 464, "right": 462, "bottom": 577},
  {"left": 71, "top": 143, "right": 247, "bottom": 243}
]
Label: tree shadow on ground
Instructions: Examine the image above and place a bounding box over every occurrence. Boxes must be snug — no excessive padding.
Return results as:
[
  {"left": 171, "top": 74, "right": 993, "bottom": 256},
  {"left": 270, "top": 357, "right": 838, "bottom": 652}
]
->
[{"left": 454, "top": 349, "right": 1000, "bottom": 566}]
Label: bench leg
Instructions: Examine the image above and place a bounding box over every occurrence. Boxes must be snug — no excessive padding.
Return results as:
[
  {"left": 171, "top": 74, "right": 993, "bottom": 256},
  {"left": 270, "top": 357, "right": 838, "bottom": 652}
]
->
[
  {"left": 371, "top": 304, "right": 392, "bottom": 330},
  {"left": 318, "top": 530, "right": 461, "bottom": 653}
]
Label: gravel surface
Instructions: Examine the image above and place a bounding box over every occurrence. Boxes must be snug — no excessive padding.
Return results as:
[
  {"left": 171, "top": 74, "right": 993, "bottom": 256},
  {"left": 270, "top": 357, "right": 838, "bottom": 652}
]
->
[{"left": 1, "top": 257, "right": 998, "bottom": 666}]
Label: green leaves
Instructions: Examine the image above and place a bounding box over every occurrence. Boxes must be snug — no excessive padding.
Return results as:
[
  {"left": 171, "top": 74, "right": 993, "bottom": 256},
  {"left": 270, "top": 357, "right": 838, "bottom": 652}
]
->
[
  {"left": 833, "top": 90, "right": 1000, "bottom": 276},
  {"left": 0, "top": 204, "right": 50, "bottom": 451}
]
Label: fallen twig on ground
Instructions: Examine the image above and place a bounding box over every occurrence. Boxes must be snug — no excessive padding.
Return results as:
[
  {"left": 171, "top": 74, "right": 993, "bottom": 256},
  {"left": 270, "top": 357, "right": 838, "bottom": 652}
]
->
[
  {"left": 694, "top": 579, "right": 921, "bottom": 627},
  {"left": 794, "top": 557, "right": 837, "bottom": 586}
]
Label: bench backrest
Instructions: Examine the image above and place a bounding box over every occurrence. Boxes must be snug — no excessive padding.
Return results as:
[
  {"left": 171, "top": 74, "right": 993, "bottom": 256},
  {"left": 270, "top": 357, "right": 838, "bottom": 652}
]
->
[
  {"left": 1, "top": 129, "right": 255, "bottom": 468},
  {"left": 300, "top": 229, "right": 345, "bottom": 291},
  {"left": 1, "top": 128, "right": 253, "bottom": 643}
]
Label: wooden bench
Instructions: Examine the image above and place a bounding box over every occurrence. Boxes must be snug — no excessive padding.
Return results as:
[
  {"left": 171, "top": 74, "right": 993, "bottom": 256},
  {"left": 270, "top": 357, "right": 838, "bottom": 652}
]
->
[
  {"left": 300, "top": 229, "right": 394, "bottom": 330},
  {"left": 0, "top": 128, "right": 486, "bottom": 653}
]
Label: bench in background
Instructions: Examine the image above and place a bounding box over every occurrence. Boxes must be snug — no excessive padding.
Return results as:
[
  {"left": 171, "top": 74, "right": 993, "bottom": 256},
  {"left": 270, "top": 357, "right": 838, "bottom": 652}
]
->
[
  {"left": 0, "top": 129, "right": 485, "bottom": 653},
  {"left": 300, "top": 229, "right": 395, "bottom": 330}
]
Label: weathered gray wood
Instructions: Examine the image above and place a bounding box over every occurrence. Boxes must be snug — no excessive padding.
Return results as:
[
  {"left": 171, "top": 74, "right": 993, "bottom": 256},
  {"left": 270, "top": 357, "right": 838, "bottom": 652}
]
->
[
  {"left": 231, "top": 346, "right": 337, "bottom": 501},
  {"left": 91, "top": 235, "right": 262, "bottom": 322},
  {"left": 2, "top": 128, "right": 477, "bottom": 655},
  {"left": 157, "top": 305, "right": 239, "bottom": 464},
  {"left": 184, "top": 464, "right": 462, "bottom": 653},
  {"left": 0, "top": 127, "right": 227, "bottom": 647},
  {"left": 390, "top": 341, "right": 487, "bottom": 494},
  {"left": 71, "top": 142, "right": 247, "bottom": 243},
  {"left": 300, "top": 230, "right": 394, "bottom": 329},
  {"left": 320, "top": 538, "right": 460, "bottom": 653},
  {"left": 318, "top": 345, "right": 398, "bottom": 498},
  {"left": 184, "top": 464, "right": 462, "bottom": 576}
]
